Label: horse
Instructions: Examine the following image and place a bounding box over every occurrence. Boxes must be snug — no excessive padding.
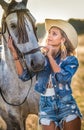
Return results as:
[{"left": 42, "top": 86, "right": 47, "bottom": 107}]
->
[{"left": 0, "top": 0, "right": 45, "bottom": 130}]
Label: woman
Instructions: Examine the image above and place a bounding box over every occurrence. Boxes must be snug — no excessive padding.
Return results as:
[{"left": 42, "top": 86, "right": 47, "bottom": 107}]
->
[{"left": 8, "top": 19, "right": 82, "bottom": 130}]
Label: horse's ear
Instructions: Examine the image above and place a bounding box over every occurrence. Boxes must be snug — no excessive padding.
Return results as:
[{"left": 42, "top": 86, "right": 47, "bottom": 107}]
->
[
  {"left": 22, "top": 0, "right": 28, "bottom": 6},
  {"left": 0, "top": 0, "right": 9, "bottom": 11}
]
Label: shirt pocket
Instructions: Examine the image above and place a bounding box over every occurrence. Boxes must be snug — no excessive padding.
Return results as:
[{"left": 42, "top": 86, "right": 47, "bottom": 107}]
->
[
  {"left": 39, "top": 96, "right": 57, "bottom": 111},
  {"left": 39, "top": 96, "right": 47, "bottom": 109},
  {"left": 46, "top": 96, "right": 58, "bottom": 111}
]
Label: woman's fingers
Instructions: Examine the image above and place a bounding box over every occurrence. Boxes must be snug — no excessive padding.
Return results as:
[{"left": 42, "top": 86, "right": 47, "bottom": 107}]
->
[{"left": 7, "top": 37, "right": 15, "bottom": 51}]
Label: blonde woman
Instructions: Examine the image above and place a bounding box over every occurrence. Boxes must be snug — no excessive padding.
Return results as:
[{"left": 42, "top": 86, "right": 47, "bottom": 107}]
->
[{"left": 8, "top": 19, "right": 82, "bottom": 130}]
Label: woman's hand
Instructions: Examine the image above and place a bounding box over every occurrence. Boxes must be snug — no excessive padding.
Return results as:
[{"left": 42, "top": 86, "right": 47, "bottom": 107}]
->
[
  {"left": 7, "top": 37, "right": 23, "bottom": 75},
  {"left": 46, "top": 45, "right": 60, "bottom": 58},
  {"left": 41, "top": 45, "right": 54, "bottom": 57},
  {"left": 45, "top": 45, "right": 61, "bottom": 73},
  {"left": 8, "top": 36, "right": 18, "bottom": 60},
  {"left": 8, "top": 37, "right": 15, "bottom": 52},
  {"left": 46, "top": 45, "right": 56, "bottom": 57},
  {"left": 41, "top": 46, "right": 49, "bottom": 56}
]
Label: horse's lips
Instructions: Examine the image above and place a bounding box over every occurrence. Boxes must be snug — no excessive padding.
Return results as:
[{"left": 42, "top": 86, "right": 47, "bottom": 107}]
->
[{"left": 31, "top": 63, "right": 45, "bottom": 72}]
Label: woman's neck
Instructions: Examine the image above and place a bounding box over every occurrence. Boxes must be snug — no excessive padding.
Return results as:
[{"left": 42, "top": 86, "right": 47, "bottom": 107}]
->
[{"left": 52, "top": 46, "right": 60, "bottom": 58}]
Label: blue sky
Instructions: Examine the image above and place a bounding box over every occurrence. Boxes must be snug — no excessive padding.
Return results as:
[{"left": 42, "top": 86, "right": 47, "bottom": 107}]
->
[{"left": 0, "top": 0, "right": 84, "bottom": 25}]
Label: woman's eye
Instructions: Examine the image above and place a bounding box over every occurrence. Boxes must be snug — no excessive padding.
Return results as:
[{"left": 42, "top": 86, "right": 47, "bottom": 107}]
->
[{"left": 53, "top": 32, "right": 57, "bottom": 36}]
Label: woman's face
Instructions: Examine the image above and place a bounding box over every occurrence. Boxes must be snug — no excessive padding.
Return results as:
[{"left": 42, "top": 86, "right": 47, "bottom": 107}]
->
[{"left": 46, "top": 27, "right": 64, "bottom": 47}]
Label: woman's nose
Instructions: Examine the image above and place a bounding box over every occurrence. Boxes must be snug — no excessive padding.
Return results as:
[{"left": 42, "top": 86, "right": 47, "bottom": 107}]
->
[{"left": 48, "top": 34, "right": 51, "bottom": 39}]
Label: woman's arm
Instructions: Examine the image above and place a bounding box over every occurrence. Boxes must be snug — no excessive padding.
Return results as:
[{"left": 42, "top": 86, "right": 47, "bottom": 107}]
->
[
  {"left": 8, "top": 37, "right": 23, "bottom": 76},
  {"left": 46, "top": 45, "right": 61, "bottom": 73},
  {"left": 47, "top": 55, "right": 61, "bottom": 72}
]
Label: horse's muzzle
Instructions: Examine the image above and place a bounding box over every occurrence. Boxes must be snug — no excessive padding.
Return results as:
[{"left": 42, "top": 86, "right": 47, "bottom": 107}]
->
[{"left": 30, "top": 59, "right": 45, "bottom": 72}]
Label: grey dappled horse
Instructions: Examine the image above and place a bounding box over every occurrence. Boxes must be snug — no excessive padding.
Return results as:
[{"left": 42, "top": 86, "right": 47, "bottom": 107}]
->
[{"left": 0, "top": 0, "right": 45, "bottom": 130}]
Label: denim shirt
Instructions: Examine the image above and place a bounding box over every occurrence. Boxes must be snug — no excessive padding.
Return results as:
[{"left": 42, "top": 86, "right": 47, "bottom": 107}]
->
[{"left": 19, "top": 54, "right": 79, "bottom": 97}]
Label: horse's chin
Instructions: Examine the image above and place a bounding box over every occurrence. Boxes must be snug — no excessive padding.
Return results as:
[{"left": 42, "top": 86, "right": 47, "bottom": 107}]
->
[{"left": 31, "top": 66, "right": 44, "bottom": 72}]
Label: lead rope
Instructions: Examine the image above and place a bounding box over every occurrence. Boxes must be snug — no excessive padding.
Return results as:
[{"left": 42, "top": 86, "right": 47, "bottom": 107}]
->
[{"left": 0, "top": 79, "right": 32, "bottom": 106}]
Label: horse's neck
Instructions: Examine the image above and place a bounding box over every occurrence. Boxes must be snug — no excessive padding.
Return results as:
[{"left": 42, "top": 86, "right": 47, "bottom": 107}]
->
[
  {"left": 0, "top": 40, "right": 39, "bottom": 115},
  {"left": 2, "top": 38, "right": 16, "bottom": 70},
  {"left": 0, "top": 40, "right": 20, "bottom": 87},
  {"left": 0, "top": 42, "right": 29, "bottom": 100},
  {"left": 0, "top": 41, "right": 32, "bottom": 92}
]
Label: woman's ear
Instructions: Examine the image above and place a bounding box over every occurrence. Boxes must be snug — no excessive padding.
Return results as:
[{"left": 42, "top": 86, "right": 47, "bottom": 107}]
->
[{"left": 61, "top": 37, "right": 66, "bottom": 44}]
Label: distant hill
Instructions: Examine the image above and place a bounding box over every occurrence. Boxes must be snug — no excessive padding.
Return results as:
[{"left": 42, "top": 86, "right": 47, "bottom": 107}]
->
[
  {"left": 36, "top": 23, "right": 46, "bottom": 40},
  {"left": 68, "top": 19, "right": 84, "bottom": 35},
  {"left": 0, "top": 27, "right": 2, "bottom": 44}
]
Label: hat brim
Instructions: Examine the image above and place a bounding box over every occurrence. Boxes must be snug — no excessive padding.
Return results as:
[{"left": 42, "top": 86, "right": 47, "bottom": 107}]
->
[{"left": 45, "top": 19, "right": 78, "bottom": 49}]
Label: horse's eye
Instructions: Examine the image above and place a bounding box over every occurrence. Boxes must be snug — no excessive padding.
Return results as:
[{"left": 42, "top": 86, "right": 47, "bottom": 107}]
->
[{"left": 11, "top": 24, "right": 17, "bottom": 29}]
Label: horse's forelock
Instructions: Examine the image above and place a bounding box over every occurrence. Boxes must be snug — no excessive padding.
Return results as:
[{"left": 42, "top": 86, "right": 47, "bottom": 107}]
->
[
  {"left": 17, "top": 11, "right": 29, "bottom": 44},
  {"left": 17, "top": 11, "right": 37, "bottom": 44}
]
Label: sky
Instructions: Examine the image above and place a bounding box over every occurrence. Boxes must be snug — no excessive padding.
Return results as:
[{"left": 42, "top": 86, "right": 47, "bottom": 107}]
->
[
  {"left": 27, "top": 0, "right": 84, "bottom": 23},
  {"left": 0, "top": 0, "right": 84, "bottom": 25}
]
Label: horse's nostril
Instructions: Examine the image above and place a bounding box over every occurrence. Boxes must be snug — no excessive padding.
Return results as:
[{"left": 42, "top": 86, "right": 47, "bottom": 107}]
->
[
  {"left": 31, "top": 59, "right": 34, "bottom": 67},
  {"left": 30, "top": 59, "right": 44, "bottom": 71}
]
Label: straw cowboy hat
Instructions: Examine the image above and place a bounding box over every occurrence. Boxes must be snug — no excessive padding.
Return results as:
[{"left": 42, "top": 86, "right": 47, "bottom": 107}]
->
[{"left": 45, "top": 19, "right": 78, "bottom": 49}]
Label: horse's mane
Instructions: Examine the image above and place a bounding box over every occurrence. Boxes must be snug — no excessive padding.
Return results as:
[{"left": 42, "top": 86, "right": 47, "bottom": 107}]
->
[
  {"left": 17, "top": 10, "right": 38, "bottom": 44},
  {"left": 17, "top": 11, "right": 29, "bottom": 43}
]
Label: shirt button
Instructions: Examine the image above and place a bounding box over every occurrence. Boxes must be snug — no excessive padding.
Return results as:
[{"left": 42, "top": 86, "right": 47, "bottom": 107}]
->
[{"left": 71, "top": 110, "right": 74, "bottom": 113}]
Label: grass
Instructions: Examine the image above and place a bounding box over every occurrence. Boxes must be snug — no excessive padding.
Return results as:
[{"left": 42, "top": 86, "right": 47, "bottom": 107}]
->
[
  {"left": 69, "top": 35, "right": 84, "bottom": 130},
  {"left": 72, "top": 46, "right": 84, "bottom": 130}
]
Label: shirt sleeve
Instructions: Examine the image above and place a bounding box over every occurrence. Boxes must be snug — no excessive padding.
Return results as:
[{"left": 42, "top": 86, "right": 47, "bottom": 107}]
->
[
  {"left": 54, "top": 56, "right": 79, "bottom": 84},
  {"left": 19, "top": 69, "right": 35, "bottom": 81}
]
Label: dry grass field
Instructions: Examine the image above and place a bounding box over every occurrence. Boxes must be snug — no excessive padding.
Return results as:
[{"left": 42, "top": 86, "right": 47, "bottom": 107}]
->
[
  {"left": 72, "top": 34, "right": 84, "bottom": 130},
  {"left": 0, "top": 34, "right": 84, "bottom": 130}
]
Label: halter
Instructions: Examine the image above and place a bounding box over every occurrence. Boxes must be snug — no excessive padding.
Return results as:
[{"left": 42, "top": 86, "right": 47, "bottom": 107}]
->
[
  {"left": 0, "top": 8, "right": 46, "bottom": 106},
  {"left": 0, "top": 9, "right": 46, "bottom": 58}
]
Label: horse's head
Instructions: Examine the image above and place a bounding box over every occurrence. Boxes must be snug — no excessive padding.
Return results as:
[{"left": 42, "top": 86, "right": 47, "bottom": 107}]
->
[{"left": 0, "top": 0, "right": 45, "bottom": 72}]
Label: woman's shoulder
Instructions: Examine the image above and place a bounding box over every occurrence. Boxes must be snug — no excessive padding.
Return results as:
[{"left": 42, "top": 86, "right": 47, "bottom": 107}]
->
[
  {"left": 60, "top": 56, "right": 79, "bottom": 66},
  {"left": 65, "top": 55, "right": 78, "bottom": 61}
]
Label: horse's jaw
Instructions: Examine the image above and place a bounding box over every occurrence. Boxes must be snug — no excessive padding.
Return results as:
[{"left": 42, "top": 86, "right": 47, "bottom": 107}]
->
[{"left": 25, "top": 52, "right": 45, "bottom": 72}]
